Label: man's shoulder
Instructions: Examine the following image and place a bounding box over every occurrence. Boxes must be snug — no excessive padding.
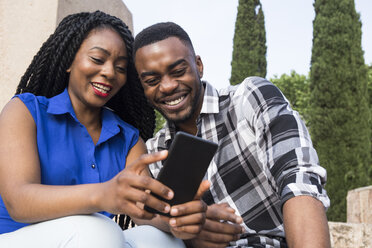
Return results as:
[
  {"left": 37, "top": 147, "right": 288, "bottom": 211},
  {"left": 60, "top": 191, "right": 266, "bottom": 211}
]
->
[
  {"left": 219, "top": 76, "right": 285, "bottom": 105},
  {"left": 218, "top": 77, "right": 272, "bottom": 96}
]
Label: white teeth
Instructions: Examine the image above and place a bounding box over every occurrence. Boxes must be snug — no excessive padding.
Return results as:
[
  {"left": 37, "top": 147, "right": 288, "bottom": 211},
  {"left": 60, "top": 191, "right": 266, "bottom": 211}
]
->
[
  {"left": 92, "top": 83, "right": 110, "bottom": 93},
  {"left": 165, "top": 96, "right": 184, "bottom": 106}
]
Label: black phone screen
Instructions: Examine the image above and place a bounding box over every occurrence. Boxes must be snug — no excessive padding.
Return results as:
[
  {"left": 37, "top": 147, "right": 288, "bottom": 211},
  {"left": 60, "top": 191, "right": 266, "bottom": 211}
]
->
[{"left": 145, "top": 131, "right": 218, "bottom": 216}]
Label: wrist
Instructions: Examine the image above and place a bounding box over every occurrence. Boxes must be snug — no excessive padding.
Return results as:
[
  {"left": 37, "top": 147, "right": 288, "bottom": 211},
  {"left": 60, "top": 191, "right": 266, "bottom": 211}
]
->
[{"left": 89, "top": 183, "right": 105, "bottom": 212}]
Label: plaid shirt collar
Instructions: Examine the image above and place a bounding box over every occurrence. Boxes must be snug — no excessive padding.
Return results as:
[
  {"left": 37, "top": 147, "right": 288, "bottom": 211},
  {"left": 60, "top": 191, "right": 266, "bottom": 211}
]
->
[{"left": 162, "top": 81, "right": 219, "bottom": 145}]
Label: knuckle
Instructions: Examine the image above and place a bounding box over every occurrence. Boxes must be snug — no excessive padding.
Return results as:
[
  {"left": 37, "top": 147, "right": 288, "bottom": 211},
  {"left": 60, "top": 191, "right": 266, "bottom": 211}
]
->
[
  {"left": 139, "top": 153, "right": 150, "bottom": 163},
  {"left": 195, "top": 225, "right": 203, "bottom": 234},
  {"left": 140, "top": 176, "right": 151, "bottom": 187},
  {"left": 135, "top": 210, "right": 146, "bottom": 219},
  {"left": 201, "top": 212, "right": 207, "bottom": 224},
  {"left": 161, "top": 188, "right": 170, "bottom": 197},
  {"left": 139, "top": 192, "right": 149, "bottom": 203},
  {"left": 200, "top": 201, "right": 207, "bottom": 211}
]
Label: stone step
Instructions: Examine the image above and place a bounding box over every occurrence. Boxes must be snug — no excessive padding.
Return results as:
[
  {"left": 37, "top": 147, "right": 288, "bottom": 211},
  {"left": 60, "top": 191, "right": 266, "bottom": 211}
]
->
[{"left": 329, "top": 222, "right": 372, "bottom": 248}]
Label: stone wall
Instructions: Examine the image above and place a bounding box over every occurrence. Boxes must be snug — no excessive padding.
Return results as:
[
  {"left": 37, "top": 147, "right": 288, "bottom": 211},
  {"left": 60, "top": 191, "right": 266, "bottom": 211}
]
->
[
  {"left": 0, "top": 0, "right": 133, "bottom": 110},
  {"left": 329, "top": 185, "right": 372, "bottom": 248}
]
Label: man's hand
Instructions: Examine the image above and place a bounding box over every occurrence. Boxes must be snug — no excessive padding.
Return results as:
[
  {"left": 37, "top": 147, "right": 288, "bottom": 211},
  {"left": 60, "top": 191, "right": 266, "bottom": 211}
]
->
[
  {"left": 159, "top": 180, "right": 210, "bottom": 240},
  {"left": 189, "top": 203, "right": 245, "bottom": 248}
]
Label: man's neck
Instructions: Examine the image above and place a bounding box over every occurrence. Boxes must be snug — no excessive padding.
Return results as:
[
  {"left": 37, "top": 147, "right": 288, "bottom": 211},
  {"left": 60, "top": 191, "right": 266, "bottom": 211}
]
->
[{"left": 175, "top": 83, "right": 205, "bottom": 135}]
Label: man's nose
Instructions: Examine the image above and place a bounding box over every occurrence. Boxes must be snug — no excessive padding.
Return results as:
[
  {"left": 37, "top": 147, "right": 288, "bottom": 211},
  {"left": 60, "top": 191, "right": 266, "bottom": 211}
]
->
[{"left": 159, "top": 76, "right": 178, "bottom": 93}]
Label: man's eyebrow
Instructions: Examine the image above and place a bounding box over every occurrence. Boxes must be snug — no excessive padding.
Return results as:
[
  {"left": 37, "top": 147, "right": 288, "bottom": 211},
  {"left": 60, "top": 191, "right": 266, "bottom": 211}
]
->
[
  {"left": 140, "top": 59, "right": 187, "bottom": 79},
  {"left": 89, "top": 46, "right": 128, "bottom": 60},
  {"left": 140, "top": 71, "right": 158, "bottom": 79},
  {"left": 167, "top": 59, "right": 187, "bottom": 71}
]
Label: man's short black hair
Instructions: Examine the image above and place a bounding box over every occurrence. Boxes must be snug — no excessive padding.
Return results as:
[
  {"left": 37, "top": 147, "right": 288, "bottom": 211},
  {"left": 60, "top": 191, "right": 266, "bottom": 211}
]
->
[{"left": 133, "top": 22, "right": 195, "bottom": 57}]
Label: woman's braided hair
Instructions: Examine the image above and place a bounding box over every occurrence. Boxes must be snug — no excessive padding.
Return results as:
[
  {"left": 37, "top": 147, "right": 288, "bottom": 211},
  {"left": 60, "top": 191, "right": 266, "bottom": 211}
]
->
[{"left": 16, "top": 11, "right": 155, "bottom": 141}]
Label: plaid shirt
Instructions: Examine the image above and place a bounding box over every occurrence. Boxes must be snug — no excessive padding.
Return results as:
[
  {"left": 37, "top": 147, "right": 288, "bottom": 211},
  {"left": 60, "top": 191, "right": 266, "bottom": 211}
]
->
[{"left": 146, "top": 77, "right": 330, "bottom": 248}]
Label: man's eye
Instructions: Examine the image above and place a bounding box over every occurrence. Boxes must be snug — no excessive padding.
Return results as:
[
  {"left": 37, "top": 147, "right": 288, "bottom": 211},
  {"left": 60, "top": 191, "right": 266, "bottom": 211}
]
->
[
  {"left": 144, "top": 78, "right": 159, "bottom": 85},
  {"left": 172, "top": 68, "right": 186, "bottom": 77}
]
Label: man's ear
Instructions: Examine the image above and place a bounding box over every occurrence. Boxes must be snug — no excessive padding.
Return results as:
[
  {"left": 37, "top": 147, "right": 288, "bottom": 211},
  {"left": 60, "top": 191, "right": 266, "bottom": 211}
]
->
[{"left": 195, "top": 55, "right": 204, "bottom": 79}]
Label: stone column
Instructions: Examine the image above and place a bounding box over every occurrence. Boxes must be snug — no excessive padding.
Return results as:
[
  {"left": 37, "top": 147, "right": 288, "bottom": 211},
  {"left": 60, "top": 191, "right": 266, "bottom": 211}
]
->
[
  {"left": 0, "top": 0, "right": 132, "bottom": 109},
  {"left": 347, "top": 185, "right": 372, "bottom": 224},
  {"left": 329, "top": 185, "right": 372, "bottom": 247}
]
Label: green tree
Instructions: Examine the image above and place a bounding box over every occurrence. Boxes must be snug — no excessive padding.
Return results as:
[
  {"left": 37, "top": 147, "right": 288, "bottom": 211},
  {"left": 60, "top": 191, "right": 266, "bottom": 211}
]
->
[
  {"left": 309, "top": 0, "right": 371, "bottom": 221},
  {"left": 154, "top": 110, "right": 166, "bottom": 135},
  {"left": 230, "top": 0, "right": 267, "bottom": 85},
  {"left": 271, "top": 71, "right": 310, "bottom": 123}
]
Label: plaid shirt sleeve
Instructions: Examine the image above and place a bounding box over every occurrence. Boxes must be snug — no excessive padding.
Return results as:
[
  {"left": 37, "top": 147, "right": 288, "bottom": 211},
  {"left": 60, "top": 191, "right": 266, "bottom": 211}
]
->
[{"left": 239, "top": 77, "right": 330, "bottom": 209}]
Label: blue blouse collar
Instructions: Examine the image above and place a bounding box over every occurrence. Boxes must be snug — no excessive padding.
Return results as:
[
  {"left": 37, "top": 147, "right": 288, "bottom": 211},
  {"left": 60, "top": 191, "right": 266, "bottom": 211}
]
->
[{"left": 47, "top": 88, "right": 126, "bottom": 143}]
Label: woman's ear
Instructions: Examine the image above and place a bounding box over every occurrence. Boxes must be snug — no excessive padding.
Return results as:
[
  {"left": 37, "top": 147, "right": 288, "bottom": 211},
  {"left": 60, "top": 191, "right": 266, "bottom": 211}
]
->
[{"left": 66, "top": 67, "right": 71, "bottom": 73}]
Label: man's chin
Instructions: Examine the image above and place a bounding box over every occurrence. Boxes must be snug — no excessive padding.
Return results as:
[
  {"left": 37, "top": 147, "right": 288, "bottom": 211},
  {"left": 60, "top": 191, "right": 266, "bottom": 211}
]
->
[{"left": 159, "top": 109, "right": 193, "bottom": 124}]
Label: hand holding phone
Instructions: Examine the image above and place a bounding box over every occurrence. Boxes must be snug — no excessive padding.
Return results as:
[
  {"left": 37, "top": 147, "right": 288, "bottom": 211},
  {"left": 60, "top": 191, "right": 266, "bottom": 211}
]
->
[{"left": 145, "top": 131, "right": 218, "bottom": 216}]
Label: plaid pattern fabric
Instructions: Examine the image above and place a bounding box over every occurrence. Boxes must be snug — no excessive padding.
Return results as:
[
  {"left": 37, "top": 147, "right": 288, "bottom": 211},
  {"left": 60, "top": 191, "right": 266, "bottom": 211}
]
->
[{"left": 146, "top": 77, "right": 330, "bottom": 248}]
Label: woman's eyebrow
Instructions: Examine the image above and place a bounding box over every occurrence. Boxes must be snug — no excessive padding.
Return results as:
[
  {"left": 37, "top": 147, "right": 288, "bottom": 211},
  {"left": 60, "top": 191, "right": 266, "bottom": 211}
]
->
[{"left": 89, "top": 46, "right": 128, "bottom": 60}]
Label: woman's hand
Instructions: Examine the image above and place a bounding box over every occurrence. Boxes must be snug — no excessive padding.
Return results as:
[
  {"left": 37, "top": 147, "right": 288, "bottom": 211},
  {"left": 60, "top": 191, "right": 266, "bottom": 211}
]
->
[{"left": 99, "top": 150, "right": 175, "bottom": 219}]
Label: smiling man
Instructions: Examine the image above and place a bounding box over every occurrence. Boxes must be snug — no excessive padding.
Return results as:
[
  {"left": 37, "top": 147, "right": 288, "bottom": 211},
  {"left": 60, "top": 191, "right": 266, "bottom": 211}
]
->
[{"left": 133, "top": 22, "right": 331, "bottom": 248}]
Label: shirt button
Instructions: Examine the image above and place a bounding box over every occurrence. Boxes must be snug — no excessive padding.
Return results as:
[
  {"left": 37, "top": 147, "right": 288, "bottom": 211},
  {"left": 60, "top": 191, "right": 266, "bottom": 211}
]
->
[{"left": 91, "top": 164, "right": 96, "bottom": 169}]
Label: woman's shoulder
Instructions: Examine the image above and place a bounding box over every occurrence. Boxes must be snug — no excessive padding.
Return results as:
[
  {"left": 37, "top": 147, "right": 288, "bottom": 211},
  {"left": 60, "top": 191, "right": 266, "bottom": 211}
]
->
[
  {"left": 5, "top": 93, "right": 50, "bottom": 123},
  {"left": 14, "top": 92, "right": 49, "bottom": 106}
]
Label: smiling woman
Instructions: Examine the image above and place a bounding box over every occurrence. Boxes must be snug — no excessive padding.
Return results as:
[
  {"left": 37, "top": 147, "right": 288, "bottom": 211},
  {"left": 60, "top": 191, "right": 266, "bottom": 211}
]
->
[
  {"left": 0, "top": 11, "right": 203, "bottom": 248},
  {"left": 66, "top": 28, "right": 129, "bottom": 128}
]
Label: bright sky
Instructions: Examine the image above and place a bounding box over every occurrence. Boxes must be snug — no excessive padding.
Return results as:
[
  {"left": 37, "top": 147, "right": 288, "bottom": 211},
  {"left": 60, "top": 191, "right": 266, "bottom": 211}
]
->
[{"left": 124, "top": 0, "right": 372, "bottom": 90}]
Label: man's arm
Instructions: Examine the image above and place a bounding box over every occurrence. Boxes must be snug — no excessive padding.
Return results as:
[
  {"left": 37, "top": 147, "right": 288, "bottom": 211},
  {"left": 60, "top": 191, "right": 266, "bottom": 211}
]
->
[{"left": 283, "top": 195, "right": 331, "bottom": 248}]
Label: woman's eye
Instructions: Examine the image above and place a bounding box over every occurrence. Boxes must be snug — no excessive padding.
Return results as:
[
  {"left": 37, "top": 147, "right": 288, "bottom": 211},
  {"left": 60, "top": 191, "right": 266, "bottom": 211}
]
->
[
  {"left": 116, "top": 67, "right": 127, "bottom": 73},
  {"left": 91, "top": 57, "right": 104, "bottom": 64}
]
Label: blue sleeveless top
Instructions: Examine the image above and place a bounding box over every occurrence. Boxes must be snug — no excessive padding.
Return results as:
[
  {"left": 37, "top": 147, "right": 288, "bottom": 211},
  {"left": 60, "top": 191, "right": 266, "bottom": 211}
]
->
[{"left": 0, "top": 89, "right": 139, "bottom": 234}]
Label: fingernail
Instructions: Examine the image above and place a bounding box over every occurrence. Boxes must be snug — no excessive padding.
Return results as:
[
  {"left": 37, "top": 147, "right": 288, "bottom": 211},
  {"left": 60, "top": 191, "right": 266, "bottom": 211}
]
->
[
  {"left": 169, "top": 218, "right": 176, "bottom": 226},
  {"left": 164, "top": 205, "right": 170, "bottom": 212},
  {"left": 241, "top": 227, "right": 245, "bottom": 233},
  {"left": 160, "top": 150, "right": 167, "bottom": 156},
  {"left": 168, "top": 191, "right": 174, "bottom": 198},
  {"left": 171, "top": 208, "right": 178, "bottom": 215},
  {"left": 236, "top": 216, "right": 243, "bottom": 223}
]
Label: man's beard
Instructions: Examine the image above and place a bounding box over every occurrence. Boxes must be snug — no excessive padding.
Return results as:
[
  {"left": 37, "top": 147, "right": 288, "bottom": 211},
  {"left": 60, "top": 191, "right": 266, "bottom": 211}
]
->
[{"left": 154, "top": 79, "right": 203, "bottom": 124}]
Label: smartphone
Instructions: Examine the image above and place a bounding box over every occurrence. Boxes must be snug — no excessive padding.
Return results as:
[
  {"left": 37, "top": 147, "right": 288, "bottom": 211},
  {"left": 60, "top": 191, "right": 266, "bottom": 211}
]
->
[{"left": 145, "top": 131, "right": 218, "bottom": 216}]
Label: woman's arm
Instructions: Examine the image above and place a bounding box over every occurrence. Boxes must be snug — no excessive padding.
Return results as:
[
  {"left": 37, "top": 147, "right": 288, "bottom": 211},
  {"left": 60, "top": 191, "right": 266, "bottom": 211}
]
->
[
  {"left": 0, "top": 98, "right": 173, "bottom": 223},
  {"left": 125, "top": 139, "right": 173, "bottom": 232}
]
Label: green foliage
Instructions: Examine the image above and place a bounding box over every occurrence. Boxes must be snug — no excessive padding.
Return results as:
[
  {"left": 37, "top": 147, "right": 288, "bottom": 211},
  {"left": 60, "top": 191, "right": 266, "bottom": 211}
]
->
[
  {"left": 230, "top": 0, "right": 267, "bottom": 85},
  {"left": 154, "top": 110, "right": 166, "bottom": 135},
  {"left": 309, "top": 0, "right": 371, "bottom": 221},
  {"left": 368, "top": 64, "right": 372, "bottom": 113},
  {"left": 270, "top": 71, "right": 310, "bottom": 123}
]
